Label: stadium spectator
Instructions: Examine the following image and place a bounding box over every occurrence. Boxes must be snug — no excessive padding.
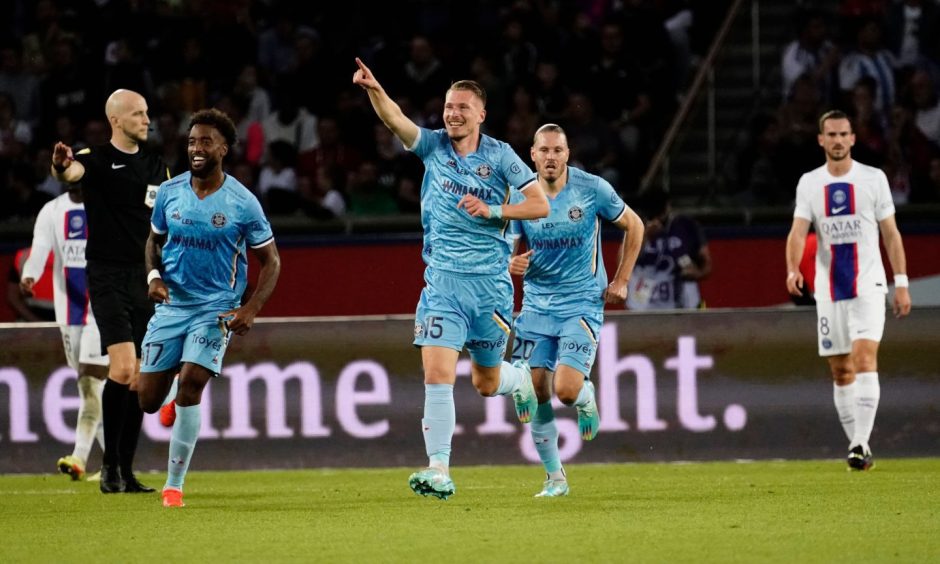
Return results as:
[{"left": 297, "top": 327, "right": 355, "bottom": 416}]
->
[
  {"left": 21, "top": 184, "right": 108, "bottom": 482},
  {"left": 884, "top": 0, "right": 940, "bottom": 67},
  {"left": 4, "top": 163, "right": 50, "bottom": 220},
  {"left": 138, "top": 108, "right": 280, "bottom": 509},
  {"left": 508, "top": 124, "right": 643, "bottom": 497},
  {"left": 883, "top": 103, "right": 934, "bottom": 204},
  {"left": 346, "top": 160, "right": 397, "bottom": 216},
  {"left": 0, "top": 93, "right": 33, "bottom": 161},
  {"left": 906, "top": 68, "right": 940, "bottom": 145},
  {"left": 781, "top": 9, "right": 840, "bottom": 104},
  {"left": 39, "top": 37, "right": 96, "bottom": 142},
  {"left": 353, "top": 57, "right": 548, "bottom": 500},
  {"left": 262, "top": 84, "right": 319, "bottom": 154},
  {"left": 627, "top": 188, "right": 711, "bottom": 310},
  {"left": 0, "top": 43, "right": 41, "bottom": 129},
  {"left": 847, "top": 76, "right": 889, "bottom": 167},
  {"left": 232, "top": 65, "right": 272, "bottom": 125},
  {"left": 839, "top": 18, "right": 898, "bottom": 116},
  {"left": 50, "top": 89, "right": 169, "bottom": 495},
  {"left": 399, "top": 35, "right": 449, "bottom": 109},
  {"left": 786, "top": 109, "right": 911, "bottom": 472},
  {"left": 257, "top": 140, "right": 299, "bottom": 215},
  {"left": 562, "top": 92, "right": 622, "bottom": 187},
  {"left": 299, "top": 169, "right": 346, "bottom": 220}
]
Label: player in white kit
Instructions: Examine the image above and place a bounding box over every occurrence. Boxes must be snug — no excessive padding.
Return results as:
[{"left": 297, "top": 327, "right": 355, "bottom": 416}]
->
[
  {"left": 21, "top": 185, "right": 109, "bottom": 481},
  {"left": 785, "top": 110, "right": 911, "bottom": 471}
]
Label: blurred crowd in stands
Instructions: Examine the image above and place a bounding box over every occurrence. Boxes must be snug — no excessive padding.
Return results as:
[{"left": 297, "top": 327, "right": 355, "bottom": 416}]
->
[
  {"left": 0, "top": 0, "right": 718, "bottom": 223},
  {"left": 738, "top": 0, "right": 940, "bottom": 206},
  {"left": 2, "top": 0, "right": 939, "bottom": 228}
]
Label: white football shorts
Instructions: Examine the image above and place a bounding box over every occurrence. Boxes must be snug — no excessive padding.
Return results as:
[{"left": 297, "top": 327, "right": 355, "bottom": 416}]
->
[
  {"left": 815, "top": 294, "right": 886, "bottom": 356},
  {"left": 60, "top": 324, "right": 109, "bottom": 369}
]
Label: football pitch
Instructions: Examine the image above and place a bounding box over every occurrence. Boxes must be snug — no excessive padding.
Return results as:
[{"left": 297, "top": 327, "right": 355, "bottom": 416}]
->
[{"left": 1, "top": 459, "right": 937, "bottom": 563}]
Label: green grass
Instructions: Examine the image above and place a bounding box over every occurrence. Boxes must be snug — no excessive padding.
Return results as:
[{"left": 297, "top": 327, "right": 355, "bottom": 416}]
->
[{"left": 1, "top": 459, "right": 938, "bottom": 563}]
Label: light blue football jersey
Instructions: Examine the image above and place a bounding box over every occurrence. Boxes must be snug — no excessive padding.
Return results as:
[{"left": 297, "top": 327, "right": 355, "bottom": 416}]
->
[
  {"left": 411, "top": 127, "right": 536, "bottom": 275},
  {"left": 150, "top": 172, "right": 274, "bottom": 310},
  {"left": 510, "top": 167, "right": 627, "bottom": 317}
]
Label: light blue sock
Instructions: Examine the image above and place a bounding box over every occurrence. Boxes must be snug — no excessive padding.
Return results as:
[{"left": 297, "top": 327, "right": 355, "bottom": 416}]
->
[
  {"left": 531, "top": 401, "right": 562, "bottom": 474},
  {"left": 422, "top": 384, "right": 454, "bottom": 470},
  {"left": 165, "top": 405, "right": 200, "bottom": 491},
  {"left": 494, "top": 361, "right": 522, "bottom": 396},
  {"left": 573, "top": 380, "right": 592, "bottom": 408},
  {"left": 162, "top": 376, "right": 179, "bottom": 407}
]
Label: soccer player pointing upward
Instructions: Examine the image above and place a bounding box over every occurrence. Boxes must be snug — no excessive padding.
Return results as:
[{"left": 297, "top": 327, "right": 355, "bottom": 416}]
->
[
  {"left": 137, "top": 109, "right": 281, "bottom": 507},
  {"left": 354, "top": 57, "right": 549, "bottom": 500}
]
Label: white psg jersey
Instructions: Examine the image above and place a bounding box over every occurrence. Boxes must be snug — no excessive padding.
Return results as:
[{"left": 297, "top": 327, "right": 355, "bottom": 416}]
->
[
  {"left": 21, "top": 193, "right": 95, "bottom": 326},
  {"left": 794, "top": 160, "right": 895, "bottom": 302}
]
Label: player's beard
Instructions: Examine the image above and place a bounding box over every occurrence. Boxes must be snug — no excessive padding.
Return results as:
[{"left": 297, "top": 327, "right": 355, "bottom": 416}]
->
[{"left": 190, "top": 155, "right": 219, "bottom": 178}]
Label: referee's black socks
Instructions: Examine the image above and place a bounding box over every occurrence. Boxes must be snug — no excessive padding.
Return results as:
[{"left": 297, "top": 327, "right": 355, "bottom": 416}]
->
[
  {"left": 119, "top": 390, "right": 144, "bottom": 477},
  {"left": 101, "top": 379, "right": 129, "bottom": 469}
]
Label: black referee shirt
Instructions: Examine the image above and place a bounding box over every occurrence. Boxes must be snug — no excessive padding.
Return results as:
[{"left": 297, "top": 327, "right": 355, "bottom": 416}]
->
[{"left": 73, "top": 143, "right": 170, "bottom": 264}]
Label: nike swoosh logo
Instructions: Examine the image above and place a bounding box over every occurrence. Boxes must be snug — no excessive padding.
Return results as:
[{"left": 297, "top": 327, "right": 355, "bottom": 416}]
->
[
  {"left": 68, "top": 230, "right": 83, "bottom": 238},
  {"left": 111, "top": 163, "right": 126, "bottom": 169},
  {"left": 831, "top": 205, "right": 846, "bottom": 214}
]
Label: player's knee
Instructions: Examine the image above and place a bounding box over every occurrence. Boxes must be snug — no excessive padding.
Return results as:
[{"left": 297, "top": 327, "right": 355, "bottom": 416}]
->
[
  {"left": 831, "top": 366, "right": 855, "bottom": 385},
  {"left": 472, "top": 377, "right": 499, "bottom": 397},
  {"left": 108, "top": 365, "right": 135, "bottom": 384},
  {"left": 139, "top": 393, "right": 162, "bottom": 414},
  {"left": 555, "top": 382, "right": 579, "bottom": 406}
]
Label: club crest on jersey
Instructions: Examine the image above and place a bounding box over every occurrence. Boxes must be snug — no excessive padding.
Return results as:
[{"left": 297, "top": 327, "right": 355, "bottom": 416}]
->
[
  {"left": 171, "top": 210, "right": 181, "bottom": 220},
  {"left": 211, "top": 212, "right": 227, "bottom": 228},
  {"left": 475, "top": 163, "right": 492, "bottom": 179},
  {"left": 414, "top": 323, "right": 425, "bottom": 338},
  {"left": 69, "top": 214, "right": 84, "bottom": 231},
  {"left": 568, "top": 206, "right": 584, "bottom": 222}
]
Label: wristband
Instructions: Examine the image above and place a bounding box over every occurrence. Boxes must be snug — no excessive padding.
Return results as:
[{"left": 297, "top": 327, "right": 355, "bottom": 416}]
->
[
  {"left": 52, "top": 161, "right": 67, "bottom": 173},
  {"left": 488, "top": 204, "right": 503, "bottom": 220},
  {"left": 147, "top": 269, "right": 162, "bottom": 284},
  {"left": 894, "top": 274, "right": 909, "bottom": 288}
]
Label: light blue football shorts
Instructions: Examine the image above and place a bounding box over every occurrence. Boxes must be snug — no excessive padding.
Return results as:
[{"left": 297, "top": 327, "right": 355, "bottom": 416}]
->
[
  {"left": 413, "top": 267, "right": 514, "bottom": 367},
  {"left": 511, "top": 310, "right": 602, "bottom": 375},
  {"left": 140, "top": 306, "right": 232, "bottom": 375}
]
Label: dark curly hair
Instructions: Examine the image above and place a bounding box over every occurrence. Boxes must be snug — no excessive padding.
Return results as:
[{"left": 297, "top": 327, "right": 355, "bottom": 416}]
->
[{"left": 189, "top": 108, "right": 238, "bottom": 148}]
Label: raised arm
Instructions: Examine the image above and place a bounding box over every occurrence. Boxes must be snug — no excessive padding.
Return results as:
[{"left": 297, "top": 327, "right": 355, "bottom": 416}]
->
[
  {"left": 785, "top": 217, "right": 811, "bottom": 296},
  {"left": 50, "top": 142, "right": 86, "bottom": 183},
  {"left": 604, "top": 207, "right": 645, "bottom": 304},
  {"left": 879, "top": 214, "right": 912, "bottom": 318},
  {"left": 352, "top": 57, "right": 419, "bottom": 149}
]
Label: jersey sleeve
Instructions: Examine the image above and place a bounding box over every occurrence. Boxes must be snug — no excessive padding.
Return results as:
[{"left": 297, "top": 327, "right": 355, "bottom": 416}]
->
[
  {"left": 21, "top": 202, "right": 55, "bottom": 281},
  {"left": 72, "top": 148, "right": 95, "bottom": 187},
  {"left": 498, "top": 146, "right": 536, "bottom": 191},
  {"left": 873, "top": 169, "right": 896, "bottom": 221},
  {"left": 595, "top": 177, "right": 628, "bottom": 221},
  {"left": 408, "top": 127, "right": 442, "bottom": 160},
  {"left": 150, "top": 181, "right": 170, "bottom": 234},
  {"left": 244, "top": 194, "right": 275, "bottom": 248},
  {"left": 793, "top": 174, "right": 813, "bottom": 221}
]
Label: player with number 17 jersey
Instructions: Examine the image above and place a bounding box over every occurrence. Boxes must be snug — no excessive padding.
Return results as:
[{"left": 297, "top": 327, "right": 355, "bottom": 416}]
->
[{"left": 149, "top": 172, "right": 274, "bottom": 313}]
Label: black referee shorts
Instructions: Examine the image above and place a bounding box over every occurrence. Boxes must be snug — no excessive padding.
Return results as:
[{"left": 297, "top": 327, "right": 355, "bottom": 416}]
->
[{"left": 86, "top": 260, "right": 155, "bottom": 356}]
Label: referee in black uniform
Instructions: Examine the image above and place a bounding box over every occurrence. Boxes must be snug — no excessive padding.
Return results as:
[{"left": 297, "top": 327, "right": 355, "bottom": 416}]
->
[{"left": 51, "top": 89, "right": 169, "bottom": 494}]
